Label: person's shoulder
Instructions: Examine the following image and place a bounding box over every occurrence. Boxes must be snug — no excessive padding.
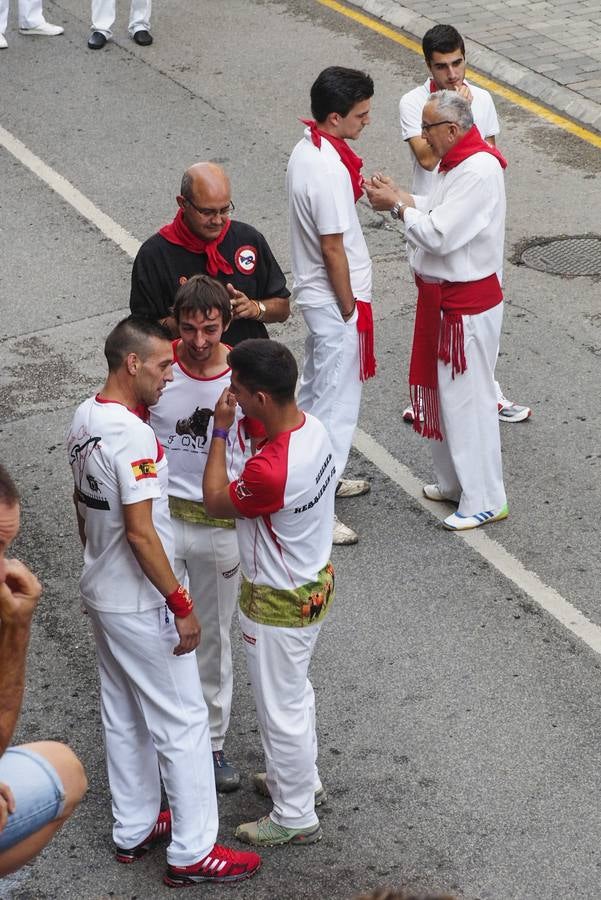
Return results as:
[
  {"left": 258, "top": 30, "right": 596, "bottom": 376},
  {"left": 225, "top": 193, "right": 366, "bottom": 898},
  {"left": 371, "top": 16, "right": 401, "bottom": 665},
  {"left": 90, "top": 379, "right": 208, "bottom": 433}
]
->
[
  {"left": 469, "top": 81, "right": 496, "bottom": 107},
  {"left": 228, "top": 219, "right": 265, "bottom": 243},
  {"left": 400, "top": 80, "right": 428, "bottom": 107},
  {"left": 136, "top": 231, "right": 166, "bottom": 255}
]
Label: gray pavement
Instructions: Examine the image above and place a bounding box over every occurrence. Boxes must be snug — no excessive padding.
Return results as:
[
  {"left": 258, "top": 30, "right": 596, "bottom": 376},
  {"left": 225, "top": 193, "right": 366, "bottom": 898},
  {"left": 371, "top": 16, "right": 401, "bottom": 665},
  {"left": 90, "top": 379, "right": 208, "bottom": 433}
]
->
[{"left": 352, "top": 0, "right": 601, "bottom": 130}]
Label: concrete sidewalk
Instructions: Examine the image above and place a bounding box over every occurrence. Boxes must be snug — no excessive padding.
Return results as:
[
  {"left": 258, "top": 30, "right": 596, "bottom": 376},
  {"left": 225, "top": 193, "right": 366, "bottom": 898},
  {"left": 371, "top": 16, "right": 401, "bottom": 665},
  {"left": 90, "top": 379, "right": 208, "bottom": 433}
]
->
[{"left": 352, "top": 0, "right": 601, "bottom": 132}]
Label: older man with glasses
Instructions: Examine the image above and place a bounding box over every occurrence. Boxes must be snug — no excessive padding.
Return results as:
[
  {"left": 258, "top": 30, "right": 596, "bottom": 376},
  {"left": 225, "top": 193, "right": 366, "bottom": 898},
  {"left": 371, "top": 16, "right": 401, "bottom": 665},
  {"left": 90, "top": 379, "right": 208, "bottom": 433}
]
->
[{"left": 130, "top": 162, "right": 290, "bottom": 347}]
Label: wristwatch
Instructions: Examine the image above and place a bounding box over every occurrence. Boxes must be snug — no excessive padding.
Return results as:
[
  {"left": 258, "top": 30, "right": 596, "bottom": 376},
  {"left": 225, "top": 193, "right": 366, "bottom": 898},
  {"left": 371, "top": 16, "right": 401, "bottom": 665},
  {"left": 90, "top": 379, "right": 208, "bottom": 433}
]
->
[
  {"left": 256, "top": 301, "right": 267, "bottom": 322},
  {"left": 390, "top": 201, "right": 406, "bottom": 220}
]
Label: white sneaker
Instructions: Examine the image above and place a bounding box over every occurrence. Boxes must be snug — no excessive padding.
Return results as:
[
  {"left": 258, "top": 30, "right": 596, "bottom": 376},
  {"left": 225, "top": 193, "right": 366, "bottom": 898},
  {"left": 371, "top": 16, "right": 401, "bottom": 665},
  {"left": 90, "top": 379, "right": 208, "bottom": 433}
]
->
[
  {"left": 497, "top": 393, "right": 531, "bottom": 423},
  {"left": 443, "top": 503, "right": 508, "bottom": 531},
  {"left": 335, "top": 478, "right": 370, "bottom": 498},
  {"left": 402, "top": 402, "right": 415, "bottom": 423},
  {"left": 333, "top": 515, "right": 358, "bottom": 545},
  {"left": 0, "top": 33, "right": 7, "bottom": 48},
  {"left": 19, "top": 21, "right": 64, "bottom": 36},
  {"left": 422, "top": 483, "right": 459, "bottom": 503}
]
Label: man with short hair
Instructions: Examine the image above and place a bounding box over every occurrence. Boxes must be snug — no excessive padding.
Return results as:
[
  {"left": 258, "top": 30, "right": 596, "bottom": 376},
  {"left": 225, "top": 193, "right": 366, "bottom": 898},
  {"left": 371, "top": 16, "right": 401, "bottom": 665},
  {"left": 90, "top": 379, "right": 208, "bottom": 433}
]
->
[
  {"left": 366, "top": 91, "right": 508, "bottom": 531},
  {"left": 130, "top": 162, "right": 290, "bottom": 345},
  {"left": 203, "top": 339, "right": 336, "bottom": 847},
  {"left": 150, "top": 275, "right": 261, "bottom": 794},
  {"left": 398, "top": 24, "right": 531, "bottom": 425},
  {"left": 286, "top": 66, "right": 377, "bottom": 546},
  {"left": 0, "top": 464, "right": 87, "bottom": 877},
  {"left": 67, "top": 316, "right": 260, "bottom": 886}
]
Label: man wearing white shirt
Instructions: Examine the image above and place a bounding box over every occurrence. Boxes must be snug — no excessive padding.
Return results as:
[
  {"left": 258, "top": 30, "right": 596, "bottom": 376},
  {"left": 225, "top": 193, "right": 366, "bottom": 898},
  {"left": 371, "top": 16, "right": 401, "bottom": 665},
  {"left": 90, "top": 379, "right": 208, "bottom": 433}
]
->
[
  {"left": 399, "top": 24, "right": 531, "bottom": 425},
  {"left": 366, "top": 91, "right": 508, "bottom": 531}
]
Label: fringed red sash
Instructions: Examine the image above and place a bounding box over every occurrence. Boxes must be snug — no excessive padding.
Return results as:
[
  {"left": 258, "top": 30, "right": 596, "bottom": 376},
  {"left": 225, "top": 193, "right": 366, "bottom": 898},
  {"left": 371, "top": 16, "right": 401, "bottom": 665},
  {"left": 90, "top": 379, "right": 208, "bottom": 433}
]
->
[
  {"left": 159, "top": 210, "right": 234, "bottom": 277},
  {"left": 356, "top": 300, "right": 376, "bottom": 381},
  {"left": 300, "top": 119, "right": 364, "bottom": 202},
  {"left": 409, "top": 274, "right": 503, "bottom": 440}
]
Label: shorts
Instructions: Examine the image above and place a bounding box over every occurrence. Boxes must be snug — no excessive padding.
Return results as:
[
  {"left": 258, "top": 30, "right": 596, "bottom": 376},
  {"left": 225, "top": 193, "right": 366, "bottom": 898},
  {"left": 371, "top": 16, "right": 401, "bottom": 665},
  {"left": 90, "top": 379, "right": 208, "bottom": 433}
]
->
[{"left": 0, "top": 747, "right": 65, "bottom": 852}]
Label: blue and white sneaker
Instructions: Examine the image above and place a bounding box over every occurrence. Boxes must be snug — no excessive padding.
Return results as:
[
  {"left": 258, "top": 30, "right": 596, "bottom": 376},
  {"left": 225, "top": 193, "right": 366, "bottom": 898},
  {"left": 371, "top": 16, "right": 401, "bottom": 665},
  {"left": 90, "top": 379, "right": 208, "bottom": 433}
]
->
[{"left": 443, "top": 503, "right": 508, "bottom": 530}]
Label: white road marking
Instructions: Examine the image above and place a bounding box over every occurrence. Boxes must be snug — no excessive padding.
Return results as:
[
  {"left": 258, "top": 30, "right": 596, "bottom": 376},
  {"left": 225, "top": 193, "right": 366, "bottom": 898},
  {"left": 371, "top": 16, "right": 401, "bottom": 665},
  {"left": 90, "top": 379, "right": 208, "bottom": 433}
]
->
[{"left": 3, "top": 123, "right": 601, "bottom": 657}]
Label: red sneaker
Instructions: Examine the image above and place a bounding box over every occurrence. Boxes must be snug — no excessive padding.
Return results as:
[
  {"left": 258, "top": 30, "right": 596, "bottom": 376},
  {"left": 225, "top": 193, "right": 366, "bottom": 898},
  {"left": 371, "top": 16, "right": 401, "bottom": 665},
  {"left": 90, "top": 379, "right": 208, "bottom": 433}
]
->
[
  {"left": 115, "top": 809, "right": 172, "bottom": 863},
  {"left": 163, "top": 843, "right": 261, "bottom": 887}
]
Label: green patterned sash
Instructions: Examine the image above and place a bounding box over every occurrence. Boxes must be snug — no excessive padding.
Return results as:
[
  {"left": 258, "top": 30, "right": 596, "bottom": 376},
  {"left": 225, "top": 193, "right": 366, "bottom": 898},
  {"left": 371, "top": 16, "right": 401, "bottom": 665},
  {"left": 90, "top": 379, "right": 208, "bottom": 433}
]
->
[
  {"left": 169, "top": 495, "right": 235, "bottom": 530},
  {"left": 239, "top": 562, "right": 335, "bottom": 627}
]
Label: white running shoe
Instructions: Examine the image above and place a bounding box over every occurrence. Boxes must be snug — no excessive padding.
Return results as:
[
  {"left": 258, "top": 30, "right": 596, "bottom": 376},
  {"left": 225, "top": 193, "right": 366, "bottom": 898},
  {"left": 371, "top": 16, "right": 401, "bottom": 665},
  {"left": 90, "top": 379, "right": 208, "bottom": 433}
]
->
[
  {"left": 402, "top": 403, "right": 415, "bottom": 423},
  {"left": 422, "top": 484, "right": 459, "bottom": 503},
  {"left": 0, "top": 33, "right": 7, "bottom": 48},
  {"left": 19, "top": 21, "right": 64, "bottom": 35},
  {"left": 443, "top": 504, "right": 508, "bottom": 531},
  {"left": 497, "top": 393, "right": 531, "bottom": 423},
  {"left": 333, "top": 515, "right": 358, "bottom": 545},
  {"left": 335, "top": 478, "right": 370, "bottom": 498}
]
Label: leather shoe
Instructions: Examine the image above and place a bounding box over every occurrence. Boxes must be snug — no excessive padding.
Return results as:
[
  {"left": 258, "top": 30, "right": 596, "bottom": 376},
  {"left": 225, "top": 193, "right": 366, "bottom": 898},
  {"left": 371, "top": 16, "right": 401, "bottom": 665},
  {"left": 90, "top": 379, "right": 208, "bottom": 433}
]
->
[
  {"left": 133, "top": 29, "right": 152, "bottom": 46},
  {"left": 87, "top": 30, "right": 107, "bottom": 49}
]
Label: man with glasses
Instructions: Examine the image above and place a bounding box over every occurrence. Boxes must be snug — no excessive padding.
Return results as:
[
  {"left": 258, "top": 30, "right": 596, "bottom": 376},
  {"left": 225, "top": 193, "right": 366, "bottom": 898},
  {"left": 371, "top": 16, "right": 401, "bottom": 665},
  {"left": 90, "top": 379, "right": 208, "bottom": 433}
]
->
[
  {"left": 130, "top": 162, "right": 290, "bottom": 346},
  {"left": 398, "top": 24, "right": 531, "bottom": 425},
  {"left": 366, "top": 91, "right": 508, "bottom": 531}
]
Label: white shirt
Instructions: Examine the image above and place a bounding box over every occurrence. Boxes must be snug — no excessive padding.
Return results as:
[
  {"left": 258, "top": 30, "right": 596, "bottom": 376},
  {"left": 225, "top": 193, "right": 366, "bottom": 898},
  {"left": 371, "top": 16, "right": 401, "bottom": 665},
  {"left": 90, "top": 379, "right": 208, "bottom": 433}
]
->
[
  {"left": 67, "top": 396, "right": 174, "bottom": 613},
  {"left": 399, "top": 78, "right": 500, "bottom": 196},
  {"left": 286, "top": 129, "right": 372, "bottom": 307},
  {"left": 229, "top": 413, "right": 335, "bottom": 589},
  {"left": 404, "top": 151, "right": 506, "bottom": 283}
]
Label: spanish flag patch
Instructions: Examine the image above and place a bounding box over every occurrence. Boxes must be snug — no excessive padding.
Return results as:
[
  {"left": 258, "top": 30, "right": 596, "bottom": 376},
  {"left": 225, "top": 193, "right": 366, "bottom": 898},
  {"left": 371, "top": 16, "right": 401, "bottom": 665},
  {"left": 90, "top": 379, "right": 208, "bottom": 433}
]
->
[{"left": 131, "top": 458, "right": 157, "bottom": 481}]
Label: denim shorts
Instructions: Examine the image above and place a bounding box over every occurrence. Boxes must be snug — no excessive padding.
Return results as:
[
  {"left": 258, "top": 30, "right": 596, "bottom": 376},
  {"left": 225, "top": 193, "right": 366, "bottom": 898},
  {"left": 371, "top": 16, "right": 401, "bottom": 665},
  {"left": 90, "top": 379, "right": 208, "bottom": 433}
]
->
[{"left": 0, "top": 747, "right": 65, "bottom": 852}]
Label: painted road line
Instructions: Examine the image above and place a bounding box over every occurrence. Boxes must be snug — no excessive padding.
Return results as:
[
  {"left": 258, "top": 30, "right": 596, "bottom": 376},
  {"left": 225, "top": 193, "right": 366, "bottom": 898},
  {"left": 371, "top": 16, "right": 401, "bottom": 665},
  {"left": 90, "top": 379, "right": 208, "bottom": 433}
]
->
[
  {"left": 315, "top": 0, "right": 601, "bottom": 150},
  {"left": 3, "top": 122, "right": 601, "bottom": 657}
]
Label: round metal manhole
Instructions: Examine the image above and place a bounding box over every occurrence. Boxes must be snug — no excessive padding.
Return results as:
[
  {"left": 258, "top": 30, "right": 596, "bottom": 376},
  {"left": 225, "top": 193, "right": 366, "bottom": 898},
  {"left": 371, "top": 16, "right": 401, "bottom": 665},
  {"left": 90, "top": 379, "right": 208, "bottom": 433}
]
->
[{"left": 520, "top": 235, "right": 601, "bottom": 276}]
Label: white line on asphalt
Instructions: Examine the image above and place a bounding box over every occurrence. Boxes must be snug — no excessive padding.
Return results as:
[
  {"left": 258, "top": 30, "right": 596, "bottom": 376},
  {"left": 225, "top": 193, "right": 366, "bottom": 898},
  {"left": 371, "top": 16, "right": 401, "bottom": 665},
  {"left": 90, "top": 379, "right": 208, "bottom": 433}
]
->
[{"left": 4, "top": 123, "right": 601, "bottom": 658}]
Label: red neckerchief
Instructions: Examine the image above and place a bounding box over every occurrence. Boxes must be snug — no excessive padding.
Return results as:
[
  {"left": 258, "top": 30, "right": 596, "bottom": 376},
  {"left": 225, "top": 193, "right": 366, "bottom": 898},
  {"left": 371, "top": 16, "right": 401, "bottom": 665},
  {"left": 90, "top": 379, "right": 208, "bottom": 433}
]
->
[
  {"left": 439, "top": 125, "right": 507, "bottom": 173},
  {"left": 300, "top": 119, "right": 364, "bottom": 202},
  {"left": 158, "top": 209, "right": 234, "bottom": 277},
  {"left": 408, "top": 275, "right": 503, "bottom": 441},
  {"left": 429, "top": 78, "right": 438, "bottom": 92}
]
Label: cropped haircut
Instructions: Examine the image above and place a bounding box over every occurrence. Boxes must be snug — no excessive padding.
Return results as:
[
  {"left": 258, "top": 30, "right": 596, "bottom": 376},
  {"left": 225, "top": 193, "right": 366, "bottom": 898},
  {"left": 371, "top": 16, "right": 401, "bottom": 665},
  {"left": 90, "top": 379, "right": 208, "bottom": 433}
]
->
[
  {"left": 172, "top": 274, "right": 232, "bottom": 328},
  {"left": 228, "top": 339, "right": 297, "bottom": 404},
  {"left": 310, "top": 66, "right": 374, "bottom": 123},
  {"left": 180, "top": 170, "right": 193, "bottom": 199},
  {"left": 429, "top": 90, "right": 473, "bottom": 131},
  {"left": 104, "top": 316, "right": 172, "bottom": 372},
  {"left": 0, "top": 464, "right": 20, "bottom": 507},
  {"left": 422, "top": 24, "right": 465, "bottom": 64}
]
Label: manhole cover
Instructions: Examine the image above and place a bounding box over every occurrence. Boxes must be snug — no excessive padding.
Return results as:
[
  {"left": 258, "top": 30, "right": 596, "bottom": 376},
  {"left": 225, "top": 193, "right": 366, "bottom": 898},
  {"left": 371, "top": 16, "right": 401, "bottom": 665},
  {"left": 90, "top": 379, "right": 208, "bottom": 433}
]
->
[{"left": 520, "top": 235, "right": 601, "bottom": 276}]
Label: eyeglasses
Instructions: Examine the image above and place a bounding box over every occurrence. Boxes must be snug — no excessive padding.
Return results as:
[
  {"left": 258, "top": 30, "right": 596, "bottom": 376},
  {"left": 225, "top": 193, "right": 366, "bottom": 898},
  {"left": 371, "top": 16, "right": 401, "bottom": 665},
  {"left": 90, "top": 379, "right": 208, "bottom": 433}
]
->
[
  {"left": 421, "top": 120, "right": 455, "bottom": 132},
  {"left": 184, "top": 199, "right": 235, "bottom": 218}
]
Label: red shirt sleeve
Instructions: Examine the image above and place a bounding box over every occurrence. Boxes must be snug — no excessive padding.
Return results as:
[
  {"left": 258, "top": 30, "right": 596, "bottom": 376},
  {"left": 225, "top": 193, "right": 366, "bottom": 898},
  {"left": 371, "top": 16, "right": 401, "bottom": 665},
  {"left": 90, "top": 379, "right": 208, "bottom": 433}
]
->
[{"left": 229, "top": 437, "right": 288, "bottom": 518}]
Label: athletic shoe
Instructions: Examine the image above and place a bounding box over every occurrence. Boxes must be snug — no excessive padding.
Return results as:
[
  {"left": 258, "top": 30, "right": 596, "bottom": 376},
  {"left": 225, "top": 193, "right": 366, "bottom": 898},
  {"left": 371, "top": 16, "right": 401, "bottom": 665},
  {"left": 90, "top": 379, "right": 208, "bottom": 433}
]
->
[
  {"left": 443, "top": 503, "right": 508, "bottom": 531},
  {"left": 235, "top": 815, "right": 322, "bottom": 847},
  {"left": 0, "top": 33, "right": 7, "bottom": 48},
  {"left": 163, "top": 843, "right": 261, "bottom": 886},
  {"left": 115, "top": 809, "right": 171, "bottom": 863},
  {"left": 333, "top": 515, "right": 358, "bottom": 545},
  {"left": 252, "top": 772, "right": 327, "bottom": 807},
  {"left": 423, "top": 483, "right": 459, "bottom": 503},
  {"left": 213, "top": 749, "right": 240, "bottom": 793},
  {"left": 335, "top": 478, "right": 370, "bottom": 498},
  {"left": 402, "top": 402, "right": 415, "bottom": 423},
  {"left": 19, "top": 21, "right": 64, "bottom": 35},
  {"left": 498, "top": 394, "right": 532, "bottom": 423}
]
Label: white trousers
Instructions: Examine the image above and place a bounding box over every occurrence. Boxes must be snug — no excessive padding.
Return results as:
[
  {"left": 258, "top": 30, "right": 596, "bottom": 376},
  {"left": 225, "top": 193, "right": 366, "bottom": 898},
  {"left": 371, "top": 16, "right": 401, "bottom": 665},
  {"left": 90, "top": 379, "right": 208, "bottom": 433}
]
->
[
  {"left": 0, "top": 0, "right": 45, "bottom": 32},
  {"left": 173, "top": 518, "right": 239, "bottom": 752},
  {"left": 297, "top": 302, "right": 362, "bottom": 480},
  {"left": 431, "top": 303, "right": 506, "bottom": 516},
  {"left": 239, "top": 609, "right": 322, "bottom": 829},
  {"left": 91, "top": 0, "right": 151, "bottom": 37},
  {"left": 88, "top": 606, "right": 218, "bottom": 866}
]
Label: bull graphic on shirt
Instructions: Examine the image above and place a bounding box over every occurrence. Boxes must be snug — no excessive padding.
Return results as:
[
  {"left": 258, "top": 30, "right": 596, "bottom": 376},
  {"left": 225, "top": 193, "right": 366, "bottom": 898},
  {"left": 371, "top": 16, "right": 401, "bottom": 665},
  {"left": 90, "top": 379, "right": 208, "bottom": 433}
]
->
[{"left": 175, "top": 407, "right": 213, "bottom": 445}]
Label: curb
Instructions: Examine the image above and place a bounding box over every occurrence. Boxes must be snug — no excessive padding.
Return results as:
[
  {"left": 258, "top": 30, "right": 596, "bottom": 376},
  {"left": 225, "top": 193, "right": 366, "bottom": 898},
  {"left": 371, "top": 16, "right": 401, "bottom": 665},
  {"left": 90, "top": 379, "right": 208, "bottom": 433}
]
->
[{"left": 351, "top": 0, "right": 601, "bottom": 134}]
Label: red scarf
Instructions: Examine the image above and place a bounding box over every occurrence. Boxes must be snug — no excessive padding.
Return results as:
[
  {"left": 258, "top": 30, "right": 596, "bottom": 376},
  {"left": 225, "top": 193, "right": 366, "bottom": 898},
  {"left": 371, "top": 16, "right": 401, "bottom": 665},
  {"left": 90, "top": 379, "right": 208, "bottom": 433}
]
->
[
  {"left": 159, "top": 209, "right": 233, "bottom": 277},
  {"left": 301, "top": 119, "right": 364, "bottom": 202},
  {"left": 439, "top": 125, "right": 507, "bottom": 173},
  {"left": 409, "top": 275, "right": 503, "bottom": 440}
]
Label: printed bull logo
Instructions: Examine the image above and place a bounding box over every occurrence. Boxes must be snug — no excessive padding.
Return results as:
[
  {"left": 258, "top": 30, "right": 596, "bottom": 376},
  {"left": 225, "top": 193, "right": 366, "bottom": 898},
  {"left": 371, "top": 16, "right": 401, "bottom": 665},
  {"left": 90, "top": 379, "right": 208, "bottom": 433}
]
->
[
  {"left": 175, "top": 407, "right": 213, "bottom": 445},
  {"left": 234, "top": 245, "right": 257, "bottom": 275}
]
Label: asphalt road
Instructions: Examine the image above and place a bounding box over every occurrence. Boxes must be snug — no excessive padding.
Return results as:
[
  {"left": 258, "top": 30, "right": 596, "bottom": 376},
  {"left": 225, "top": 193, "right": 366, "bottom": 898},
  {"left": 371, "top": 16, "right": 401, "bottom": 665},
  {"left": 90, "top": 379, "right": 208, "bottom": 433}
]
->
[{"left": 1, "top": 1, "right": 601, "bottom": 898}]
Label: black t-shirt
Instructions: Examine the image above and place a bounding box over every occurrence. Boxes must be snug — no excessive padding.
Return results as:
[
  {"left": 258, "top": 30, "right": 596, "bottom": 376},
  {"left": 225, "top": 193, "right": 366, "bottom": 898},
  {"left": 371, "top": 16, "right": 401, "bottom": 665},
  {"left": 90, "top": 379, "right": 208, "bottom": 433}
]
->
[{"left": 130, "top": 220, "right": 290, "bottom": 345}]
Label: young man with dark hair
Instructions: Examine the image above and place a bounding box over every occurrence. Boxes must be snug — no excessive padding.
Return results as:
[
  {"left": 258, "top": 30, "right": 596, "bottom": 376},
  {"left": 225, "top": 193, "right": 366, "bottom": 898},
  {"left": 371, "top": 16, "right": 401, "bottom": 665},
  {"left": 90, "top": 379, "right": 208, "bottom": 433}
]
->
[
  {"left": 287, "top": 67, "right": 376, "bottom": 546},
  {"left": 203, "top": 339, "right": 336, "bottom": 847},
  {"left": 67, "top": 315, "right": 260, "bottom": 886},
  {"left": 398, "top": 24, "right": 531, "bottom": 425},
  {"left": 149, "top": 275, "right": 261, "bottom": 793}
]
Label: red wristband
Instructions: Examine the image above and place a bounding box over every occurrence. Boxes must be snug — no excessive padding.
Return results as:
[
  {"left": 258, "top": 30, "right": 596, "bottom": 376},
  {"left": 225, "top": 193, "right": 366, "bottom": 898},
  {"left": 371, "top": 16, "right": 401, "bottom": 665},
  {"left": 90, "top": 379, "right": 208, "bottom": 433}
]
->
[{"left": 166, "top": 584, "right": 194, "bottom": 618}]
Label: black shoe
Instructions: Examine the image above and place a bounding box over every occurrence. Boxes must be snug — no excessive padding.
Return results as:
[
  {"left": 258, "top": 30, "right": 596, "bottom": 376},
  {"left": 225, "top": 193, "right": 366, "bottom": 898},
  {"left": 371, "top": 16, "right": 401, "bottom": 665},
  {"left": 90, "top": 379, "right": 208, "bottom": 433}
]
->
[
  {"left": 133, "top": 29, "right": 152, "bottom": 46},
  {"left": 213, "top": 750, "right": 240, "bottom": 793},
  {"left": 87, "top": 30, "right": 107, "bottom": 49}
]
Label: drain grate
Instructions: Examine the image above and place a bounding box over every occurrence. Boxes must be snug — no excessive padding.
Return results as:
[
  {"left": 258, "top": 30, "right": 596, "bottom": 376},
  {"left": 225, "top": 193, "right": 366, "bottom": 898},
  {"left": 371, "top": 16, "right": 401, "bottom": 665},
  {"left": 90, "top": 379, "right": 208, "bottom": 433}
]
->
[{"left": 520, "top": 235, "right": 601, "bottom": 276}]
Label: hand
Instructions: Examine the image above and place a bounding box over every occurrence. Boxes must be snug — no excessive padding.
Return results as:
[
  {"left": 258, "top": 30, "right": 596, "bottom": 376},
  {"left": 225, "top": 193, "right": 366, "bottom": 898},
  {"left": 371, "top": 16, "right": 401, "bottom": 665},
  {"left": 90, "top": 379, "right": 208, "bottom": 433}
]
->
[
  {"left": 173, "top": 610, "right": 201, "bottom": 655},
  {"left": 0, "top": 782, "right": 15, "bottom": 834},
  {"left": 0, "top": 559, "right": 42, "bottom": 628},
  {"left": 226, "top": 284, "right": 260, "bottom": 320},
  {"left": 364, "top": 173, "right": 403, "bottom": 211},
  {"left": 213, "top": 386, "right": 237, "bottom": 431},
  {"left": 456, "top": 82, "right": 473, "bottom": 104}
]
